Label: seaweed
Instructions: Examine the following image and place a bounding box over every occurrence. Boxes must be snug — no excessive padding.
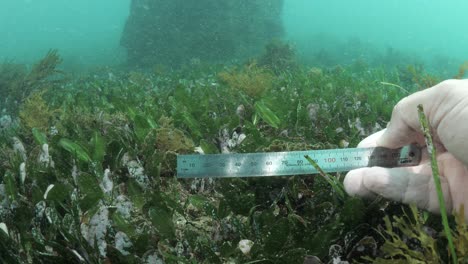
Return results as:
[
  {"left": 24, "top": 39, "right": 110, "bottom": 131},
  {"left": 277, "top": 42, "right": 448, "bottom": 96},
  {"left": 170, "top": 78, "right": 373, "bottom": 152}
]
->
[
  {"left": 366, "top": 205, "right": 441, "bottom": 263},
  {"left": 1, "top": 49, "right": 461, "bottom": 263},
  {"left": 258, "top": 41, "right": 298, "bottom": 74},
  {"left": 454, "top": 61, "right": 468, "bottom": 79},
  {"left": 418, "top": 104, "right": 457, "bottom": 262},
  {"left": 155, "top": 116, "right": 194, "bottom": 175},
  {"left": 218, "top": 63, "right": 275, "bottom": 99},
  {"left": 18, "top": 89, "right": 56, "bottom": 133},
  {"left": 453, "top": 206, "right": 468, "bottom": 262},
  {"left": 25, "top": 49, "right": 62, "bottom": 86},
  {"left": 0, "top": 49, "right": 62, "bottom": 113},
  {"left": 399, "top": 64, "right": 439, "bottom": 90}
]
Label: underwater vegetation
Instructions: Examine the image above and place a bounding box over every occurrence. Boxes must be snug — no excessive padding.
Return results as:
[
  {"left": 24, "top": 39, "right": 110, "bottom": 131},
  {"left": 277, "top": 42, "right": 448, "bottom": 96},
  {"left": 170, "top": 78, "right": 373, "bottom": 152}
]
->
[
  {"left": 258, "top": 41, "right": 298, "bottom": 74},
  {"left": 0, "top": 48, "right": 467, "bottom": 263},
  {"left": 454, "top": 61, "right": 468, "bottom": 79},
  {"left": 218, "top": 63, "right": 275, "bottom": 99},
  {"left": 0, "top": 49, "right": 63, "bottom": 114}
]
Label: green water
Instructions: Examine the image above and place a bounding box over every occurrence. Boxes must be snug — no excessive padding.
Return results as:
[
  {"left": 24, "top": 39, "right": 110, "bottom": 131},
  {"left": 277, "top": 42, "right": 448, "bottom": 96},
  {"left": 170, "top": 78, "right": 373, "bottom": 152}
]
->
[
  {"left": 1, "top": 0, "right": 466, "bottom": 73},
  {"left": 0, "top": 0, "right": 130, "bottom": 66},
  {"left": 283, "top": 0, "right": 467, "bottom": 73}
]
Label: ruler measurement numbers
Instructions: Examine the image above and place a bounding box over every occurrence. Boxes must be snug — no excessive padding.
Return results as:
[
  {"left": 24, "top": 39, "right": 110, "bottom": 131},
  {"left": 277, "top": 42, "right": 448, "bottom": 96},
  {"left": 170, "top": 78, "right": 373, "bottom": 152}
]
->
[{"left": 177, "top": 144, "right": 421, "bottom": 178}]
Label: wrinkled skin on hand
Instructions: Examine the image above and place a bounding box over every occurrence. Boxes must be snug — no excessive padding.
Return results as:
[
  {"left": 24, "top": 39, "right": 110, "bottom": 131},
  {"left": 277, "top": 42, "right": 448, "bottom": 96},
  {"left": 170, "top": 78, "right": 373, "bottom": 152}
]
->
[{"left": 344, "top": 79, "right": 468, "bottom": 220}]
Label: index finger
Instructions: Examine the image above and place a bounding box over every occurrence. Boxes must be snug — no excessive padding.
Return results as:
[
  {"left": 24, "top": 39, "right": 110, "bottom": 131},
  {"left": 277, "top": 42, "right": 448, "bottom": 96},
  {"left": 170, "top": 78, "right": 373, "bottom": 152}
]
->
[{"left": 377, "top": 81, "right": 447, "bottom": 149}]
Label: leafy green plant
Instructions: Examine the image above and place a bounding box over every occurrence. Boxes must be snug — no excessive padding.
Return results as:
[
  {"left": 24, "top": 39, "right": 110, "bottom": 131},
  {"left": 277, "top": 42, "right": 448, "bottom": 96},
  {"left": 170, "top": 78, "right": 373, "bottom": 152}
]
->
[
  {"left": 304, "top": 155, "right": 347, "bottom": 200},
  {"left": 59, "top": 138, "right": 92, "bottom": 163},
  {"left": 254, "top": 100, "right": 281, "bottom": 128},
  {"left": 418, "top": 104, "right": 456, "bottom": 263},
  {"left": 2, "top": 47, "right": 463, "bottom": 263}
]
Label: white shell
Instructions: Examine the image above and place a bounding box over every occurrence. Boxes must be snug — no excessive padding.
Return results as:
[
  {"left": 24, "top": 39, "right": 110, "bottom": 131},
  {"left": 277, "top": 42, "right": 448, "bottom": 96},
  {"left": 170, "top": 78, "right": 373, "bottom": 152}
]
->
[
  {"left": 0, "top": 222, "right": 8, "bottom": 236},
  {"left": 238, "top": 239, "right": 254, "bottom": 255},
  {"left": 44, "top": 184, "right": 55, "bottom": 199},
  {"left": 19, "top": 162, "right": 26, "bottom": 184},
  {"left": 100, "top": 168, "right": 113, "bottom": 194}
]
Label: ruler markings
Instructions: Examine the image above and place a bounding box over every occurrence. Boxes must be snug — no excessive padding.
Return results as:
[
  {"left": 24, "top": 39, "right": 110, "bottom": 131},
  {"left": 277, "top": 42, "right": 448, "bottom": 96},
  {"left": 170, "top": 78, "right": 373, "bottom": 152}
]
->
[{"left": 177, "top": 144, "right": 421, "bottom": 178}]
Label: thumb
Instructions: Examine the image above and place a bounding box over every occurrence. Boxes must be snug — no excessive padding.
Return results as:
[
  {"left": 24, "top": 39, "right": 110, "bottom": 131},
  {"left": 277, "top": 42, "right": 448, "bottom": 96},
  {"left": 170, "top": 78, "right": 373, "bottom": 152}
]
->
[{"left": 344, "top": 164, "right": 452, "bottom": 214}]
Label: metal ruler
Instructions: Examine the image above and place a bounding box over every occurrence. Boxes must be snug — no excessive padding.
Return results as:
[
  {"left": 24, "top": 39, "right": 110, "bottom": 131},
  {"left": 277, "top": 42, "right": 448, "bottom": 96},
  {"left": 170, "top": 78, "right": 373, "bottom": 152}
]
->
[{"left": 177, "top": 144, "right": 421, "bottom": 178}]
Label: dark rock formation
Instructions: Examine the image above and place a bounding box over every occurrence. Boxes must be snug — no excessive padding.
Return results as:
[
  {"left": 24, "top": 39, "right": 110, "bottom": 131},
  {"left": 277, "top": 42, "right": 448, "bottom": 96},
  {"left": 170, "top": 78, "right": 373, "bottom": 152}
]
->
[{"left": 121, "top": 0, "right": 284, "bottom": 68}]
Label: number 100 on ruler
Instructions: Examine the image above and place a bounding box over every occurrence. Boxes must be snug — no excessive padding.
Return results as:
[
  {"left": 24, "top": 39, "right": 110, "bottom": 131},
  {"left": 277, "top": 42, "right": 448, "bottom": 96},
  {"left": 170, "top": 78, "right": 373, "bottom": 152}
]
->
[{"left": 177, "top": 145, "right": 421, "bottom": 178}]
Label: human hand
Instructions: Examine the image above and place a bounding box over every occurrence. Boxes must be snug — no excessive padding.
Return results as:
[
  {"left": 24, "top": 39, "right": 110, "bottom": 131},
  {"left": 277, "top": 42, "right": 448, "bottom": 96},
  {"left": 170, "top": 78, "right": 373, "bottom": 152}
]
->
[{"left": 344, "top": 79, "right": 468, "bottom": 219}]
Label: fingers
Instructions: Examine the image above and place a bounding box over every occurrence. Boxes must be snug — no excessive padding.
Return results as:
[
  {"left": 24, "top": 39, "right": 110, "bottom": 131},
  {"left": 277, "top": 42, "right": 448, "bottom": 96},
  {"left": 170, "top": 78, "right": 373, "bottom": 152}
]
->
[
  {"left": 356, "top": 129, "right": 386, "bottom": 148},
  {"left": 436, "top": 152, "right": 468, "bottom": 215},
  {"left": 359, "top": 79, "right": 467, "bottom": 150},
  {"left": 344, "top": 164, "right": 452, "bottom": 214},
  {"left": 435, "top": 80, "right": 468, "bottom": 165},
  {"left": 377, "top": 87, "right": 439, "bottom": 149},
  {"left": 380, "top": 79, "right": 468, "bottom": 164},
  {"left": 345, "top": 79, "right": 468, "bottom": 215}
]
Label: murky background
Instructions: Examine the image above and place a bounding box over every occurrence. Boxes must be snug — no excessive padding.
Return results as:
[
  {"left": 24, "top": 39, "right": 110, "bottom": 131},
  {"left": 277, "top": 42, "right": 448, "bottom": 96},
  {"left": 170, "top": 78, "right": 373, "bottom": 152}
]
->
[{"left": 0, "top": 0, "right": 466, "bottom": 73}]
